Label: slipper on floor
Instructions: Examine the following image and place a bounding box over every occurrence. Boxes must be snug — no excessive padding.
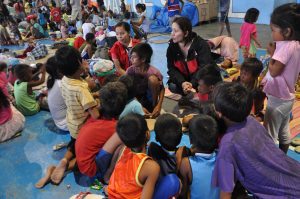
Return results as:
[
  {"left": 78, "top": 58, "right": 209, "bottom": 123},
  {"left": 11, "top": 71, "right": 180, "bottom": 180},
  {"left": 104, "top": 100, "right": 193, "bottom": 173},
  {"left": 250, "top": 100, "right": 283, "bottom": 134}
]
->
[
  {"left": 295, "top": 146, "right": 300, "bottom": 154},
  {"left": 291, "top": 138, "right": 300, "bottom": 146},
  {"left": 69, "top": 192, "right": 105, "bottom": 199}
]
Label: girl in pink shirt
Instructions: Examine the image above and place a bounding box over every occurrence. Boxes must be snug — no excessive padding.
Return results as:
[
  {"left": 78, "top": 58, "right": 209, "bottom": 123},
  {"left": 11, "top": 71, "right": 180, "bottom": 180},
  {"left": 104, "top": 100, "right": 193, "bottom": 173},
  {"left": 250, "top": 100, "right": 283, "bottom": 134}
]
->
[
  {"left": 240, "top": 8, "right": 261, "bottom": 58},
  {"left": 0, "top": 62, "right": 14, "bottom": 103},
  {"left": 0, "top": 89, "right": 25, "bottom": 142},
  {"left": 263, "top": 3, "right": 300, "bottom": 153}
]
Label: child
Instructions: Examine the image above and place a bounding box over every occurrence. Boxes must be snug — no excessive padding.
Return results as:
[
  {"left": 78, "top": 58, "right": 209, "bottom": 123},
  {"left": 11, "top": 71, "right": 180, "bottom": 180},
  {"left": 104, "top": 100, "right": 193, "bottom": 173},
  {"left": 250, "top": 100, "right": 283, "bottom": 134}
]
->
[
  {"left": 13, "top": 64, "right": 47, "bottom": 116},
  {"left": 120, "top": 0, "right": 126, "bottom": 14},
  {"left": 238, "top": 58, "right": 265, "bottom": 120},
  {"left": 127, "top": 43, "right": 165, "bottom": 118},
  {"left": 82, "top": 16, "right": 95, "bottom": 40},
  {"left": 263, "top": 3, "right": 300, "bottom": 153},
  {"left": 165, "top": 0, "right": 184, "bottom": 25},
  {"left": 37, "top": 8, "right": 47, "bottom": 30},
  {"left": 60, "top": 19, "right": 68, "bottom": 38},
  {"left": 131, "top": 3, "right": 149, "bottom": 40},
  {"left": 118, "top": 75, "right": 144, "bottom": 118},
  {"left": 123, "top": 11, "right": 135, "bottom": 38},
  {"left": 107, "top": 10, "right": 117, "bottom": 31},
  {"left": 48, "top": 46, "right": 99, "bottom": 185},
  {"left": 196, "top": 63, "right": 223, "bottom": 102},
  {"left": 79, "top": 32, "right": 97, "bottom": 59},
  {"left": 240, "top": 8, "right": 261, "bottom": 58},
  {"left": 0, "top": 62, "right": 14, "bottom": 103},
  {"left": 45, "top": 56, "right": 68, "bottom": 131},
  {"left": 107, "top": 113, "right": 160, "bottom": 198},
  {"left": 0, "top": 80, "right": 25, "bottom": 142},
  {"left": 211, "top": 82, "right": 300, "bottom": 198},
  {"left": 75, "top": 82, "right": 128, "bottom": 184},
  {"left": 180, "top": 114, "right": 220, "bottom": 199},
  {"left": 148, "top": 113, "right": 188, "bottom": 177},
  {"left": 73, "top": 32, "right": 85, "bottom": 50}
]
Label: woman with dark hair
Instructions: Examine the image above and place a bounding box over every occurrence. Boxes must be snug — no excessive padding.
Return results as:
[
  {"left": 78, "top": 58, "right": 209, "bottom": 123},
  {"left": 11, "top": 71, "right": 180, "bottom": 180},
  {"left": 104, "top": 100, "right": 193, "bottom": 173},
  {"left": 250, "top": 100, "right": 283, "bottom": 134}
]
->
[
  {"left": 167, "top": 17, "right": 213, "bottom": 95},
  {"left": 109, "top": 22, "right": 140, "bottom": 75}
]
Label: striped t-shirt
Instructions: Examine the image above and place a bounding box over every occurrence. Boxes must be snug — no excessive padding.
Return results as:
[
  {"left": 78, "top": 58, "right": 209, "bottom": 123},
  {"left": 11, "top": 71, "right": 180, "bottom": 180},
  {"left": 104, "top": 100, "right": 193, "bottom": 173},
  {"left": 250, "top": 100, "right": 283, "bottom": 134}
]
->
[{"left": 61, "top": 76, "right": 97, "bottom": 138}]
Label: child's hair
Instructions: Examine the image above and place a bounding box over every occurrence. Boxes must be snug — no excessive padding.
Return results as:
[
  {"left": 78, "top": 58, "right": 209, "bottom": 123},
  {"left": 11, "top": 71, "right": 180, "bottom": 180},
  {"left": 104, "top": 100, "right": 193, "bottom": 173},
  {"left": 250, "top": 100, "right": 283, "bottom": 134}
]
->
[
  {"left": 131, "top": 43, "right": 153, "bottom": 64},
  {"left": 117, "top": 113, "right": 148, "bottom": 148},
  {"left": 212, "top": 82, "right": 253, "bottom": 122},
  {"left": 115, "top": 21, "right": 131, "bottom": 33},
  {"left": 118, "top": 75, "right": 136, "bottom": 101},
  {"left": 0, "top": 62, "right": 7, "bottom": 71},
  {"left": 241, "top": 58, "right": 263, "bottom": 78},
  {"left": 92, "top": 6, "right": 98, "bottom": 13},
  {"left": 55, "top": 46, "right": 82, "bottom": 76},
  {"left": 196, "top": 64, "right": 223, "bottom": 86},
  {"left": 189, "top": 114, "right": 218, "bottom": 152},
  {"left": 173, "top": 17, "right": 193, "bottom": 46},
  {"left": 0, "top": 89, "right": 10, "bottom": 109},
  {"left": 244, "top": 8, "right": 259, "bottom": 23},
  {"left": 85, "top": 32, "right": 95, "bottom": 43},
  {"left": 199, "top": 101, "right": 227, "bottom": 136},
  {"left": 124, "top": 11, "right": 131, "bottom": 19},
  {"left": 107, "top": 10, "right": 114, "bottom": 16},
  {"left": 270, "top": 3, "right": 300, "bottom": 41},
  {"left": 14, "top": 64, "right": 31, "bottom": 81},
  {"left": 46, "top": 56, "right": 61, "bottom": 89},
  {"left": 99, "top": 82, "right": 128, "bottom": 119},
  {"left": 136, "top": 3, "right": 146, "bottom": 12},
  {"left": 103, "top": 74, "right": 119, "bottom": 85},
  {"left": 154, "top": 113, "right": 182, "bottom": 151}
]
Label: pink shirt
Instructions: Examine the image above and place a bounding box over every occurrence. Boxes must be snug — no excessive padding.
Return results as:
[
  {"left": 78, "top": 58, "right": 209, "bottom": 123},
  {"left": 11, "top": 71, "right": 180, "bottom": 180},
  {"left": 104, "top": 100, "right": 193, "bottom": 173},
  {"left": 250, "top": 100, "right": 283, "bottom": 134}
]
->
[
  {"left": 240, "top": 22, "right": 257, "bottom": 48},
  {"left": 0, "top": 106, "right": 12, "bottom": 125},
  {"left": 0, "top": 71, "right": 9, "bottom": 97},
  {"left": 8, "top": 71, "right": 17, "bottom": 85},
  {"left": 263, "top": 41, "right": 300, "bottom": 100}
]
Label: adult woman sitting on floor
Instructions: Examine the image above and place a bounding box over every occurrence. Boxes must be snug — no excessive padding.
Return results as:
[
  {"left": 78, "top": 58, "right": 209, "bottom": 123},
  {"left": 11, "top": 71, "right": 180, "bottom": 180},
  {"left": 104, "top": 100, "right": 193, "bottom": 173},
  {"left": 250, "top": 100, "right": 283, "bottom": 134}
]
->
[
  {"left": 167, "top": 17, "right": 213, "bottom": 95},
  {"left": 109, "top": 22, "right": 140, "bottom": 76}
]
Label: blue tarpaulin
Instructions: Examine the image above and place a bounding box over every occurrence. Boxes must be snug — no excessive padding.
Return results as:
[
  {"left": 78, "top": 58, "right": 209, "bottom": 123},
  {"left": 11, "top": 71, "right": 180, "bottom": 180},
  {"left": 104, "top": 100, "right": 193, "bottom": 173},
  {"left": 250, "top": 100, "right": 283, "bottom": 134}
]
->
[{"left": 149, "top": 1, "right": 199, "bottom": 33}]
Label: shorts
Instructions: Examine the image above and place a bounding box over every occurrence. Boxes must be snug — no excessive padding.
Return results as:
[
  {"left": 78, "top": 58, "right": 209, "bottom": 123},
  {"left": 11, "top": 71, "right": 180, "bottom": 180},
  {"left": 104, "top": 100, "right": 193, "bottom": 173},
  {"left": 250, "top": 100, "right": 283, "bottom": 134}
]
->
[
  {"left": 220, "top": 11, "right": 229, "bottom": 23},
  {"left": 264, "top": 95, "right": 294, "bottom": 144}
]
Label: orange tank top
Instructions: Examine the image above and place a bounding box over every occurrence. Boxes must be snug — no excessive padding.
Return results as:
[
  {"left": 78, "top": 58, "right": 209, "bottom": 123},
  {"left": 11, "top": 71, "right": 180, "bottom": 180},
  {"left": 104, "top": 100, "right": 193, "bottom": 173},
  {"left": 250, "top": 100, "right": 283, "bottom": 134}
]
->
[{"left": 108, "top": 147, "right": 151, "bottom": 199}]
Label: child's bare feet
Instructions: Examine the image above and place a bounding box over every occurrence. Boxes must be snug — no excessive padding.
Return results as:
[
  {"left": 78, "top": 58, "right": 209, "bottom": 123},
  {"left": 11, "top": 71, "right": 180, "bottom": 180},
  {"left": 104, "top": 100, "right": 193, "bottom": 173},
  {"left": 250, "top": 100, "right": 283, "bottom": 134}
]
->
[
  {"left": 51, "top": 158, "right": 68, "bottom": 184},
  {"left": 35, "top": 165, "right": 56, "bottom": 188}
]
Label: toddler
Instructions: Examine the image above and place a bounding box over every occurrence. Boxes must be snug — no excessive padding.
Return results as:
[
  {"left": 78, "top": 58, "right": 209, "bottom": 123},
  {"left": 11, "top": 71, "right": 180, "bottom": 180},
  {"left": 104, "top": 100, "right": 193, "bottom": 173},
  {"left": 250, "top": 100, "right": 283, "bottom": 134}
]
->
[
  {"left": 13, "top": 64, "right": 47, "bottom": 116},
  {"left": 180, "top": 114, "right": 220, "bottom": 199},
  {"left": 240, "top": 8, "right": 261, "bottom": 58},
  {"left": 263, "top": 3, "right": 300, "bottom": 153}
]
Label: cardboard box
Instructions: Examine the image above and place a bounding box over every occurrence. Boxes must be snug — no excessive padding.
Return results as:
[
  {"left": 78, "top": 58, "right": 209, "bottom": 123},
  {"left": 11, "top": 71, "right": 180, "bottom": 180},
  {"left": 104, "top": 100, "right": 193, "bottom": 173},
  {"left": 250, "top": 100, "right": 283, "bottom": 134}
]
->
[{"left": 196, "top": 3, "right": 210, "bottom": 22}]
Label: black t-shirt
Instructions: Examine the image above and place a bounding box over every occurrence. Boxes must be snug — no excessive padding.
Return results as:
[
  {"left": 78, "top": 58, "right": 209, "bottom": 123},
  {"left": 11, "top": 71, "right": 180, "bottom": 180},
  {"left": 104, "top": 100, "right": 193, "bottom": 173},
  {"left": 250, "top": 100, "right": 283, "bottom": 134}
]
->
[{"left": 148, "top": 142, "right": 177, "bottom": 177}]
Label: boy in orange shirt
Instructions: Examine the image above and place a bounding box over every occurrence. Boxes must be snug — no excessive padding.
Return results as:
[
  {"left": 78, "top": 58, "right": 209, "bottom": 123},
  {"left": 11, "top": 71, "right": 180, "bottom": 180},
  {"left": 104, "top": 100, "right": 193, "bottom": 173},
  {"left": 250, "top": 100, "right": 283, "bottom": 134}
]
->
[{"left": 107, "top": 113, "right": 160, "bottom": 199}]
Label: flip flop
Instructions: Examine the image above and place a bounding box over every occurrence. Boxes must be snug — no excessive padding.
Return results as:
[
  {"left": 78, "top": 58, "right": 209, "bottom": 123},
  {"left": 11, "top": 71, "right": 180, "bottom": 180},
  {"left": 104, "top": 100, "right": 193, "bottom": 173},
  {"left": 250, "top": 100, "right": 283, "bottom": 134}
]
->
[{"left": 291, "top": 138, "right": 300, "bottom": 146}]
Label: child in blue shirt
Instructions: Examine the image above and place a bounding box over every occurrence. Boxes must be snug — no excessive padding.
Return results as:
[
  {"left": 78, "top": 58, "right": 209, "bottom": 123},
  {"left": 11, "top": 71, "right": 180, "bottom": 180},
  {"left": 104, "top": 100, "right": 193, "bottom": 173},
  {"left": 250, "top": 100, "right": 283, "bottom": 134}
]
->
[{"left": 179, "top": 114, "right": 220, "bottom": 199}]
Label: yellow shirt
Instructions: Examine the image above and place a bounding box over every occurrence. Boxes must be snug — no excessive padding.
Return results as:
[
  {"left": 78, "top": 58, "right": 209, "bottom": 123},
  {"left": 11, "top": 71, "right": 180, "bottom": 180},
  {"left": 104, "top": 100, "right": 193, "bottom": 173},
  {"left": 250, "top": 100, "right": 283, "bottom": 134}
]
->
[{"left": 61, "top": 76, "right": 97, "bottom": 138}]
